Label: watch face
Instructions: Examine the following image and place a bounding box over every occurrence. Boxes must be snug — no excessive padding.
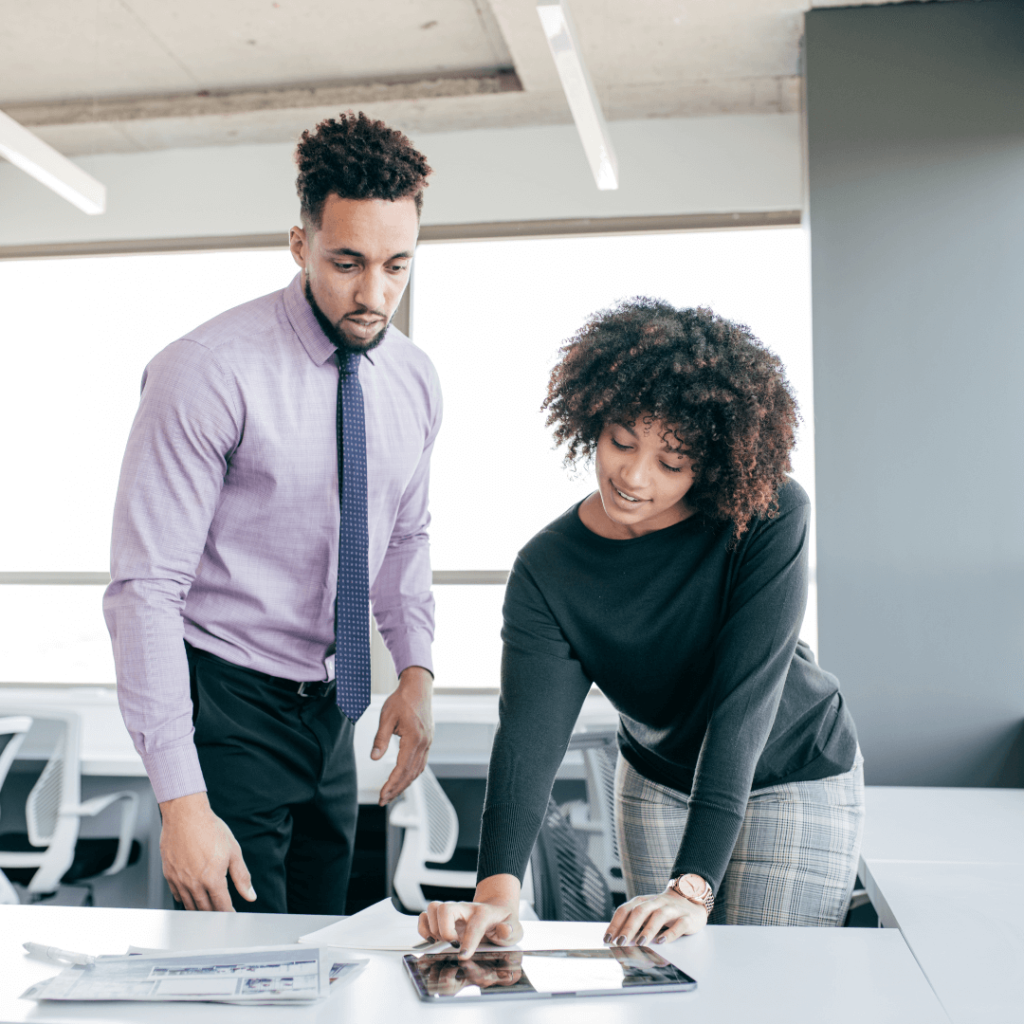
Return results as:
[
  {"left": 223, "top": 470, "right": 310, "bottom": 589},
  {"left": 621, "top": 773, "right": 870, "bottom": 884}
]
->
[{"left": 676, "top": 875, "right": 701, "bottom": 898}]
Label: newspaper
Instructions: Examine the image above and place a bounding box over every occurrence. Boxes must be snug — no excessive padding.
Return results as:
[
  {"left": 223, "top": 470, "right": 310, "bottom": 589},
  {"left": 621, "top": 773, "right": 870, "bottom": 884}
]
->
[{"left": 22, "top": 944, "right": 364, "bottom": 1005}]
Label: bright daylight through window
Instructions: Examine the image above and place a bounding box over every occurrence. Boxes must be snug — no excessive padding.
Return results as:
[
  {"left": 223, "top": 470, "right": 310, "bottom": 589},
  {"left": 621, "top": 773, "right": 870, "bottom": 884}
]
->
[{"left": 0, "top": 227, "right": 815, "bottom": 689}]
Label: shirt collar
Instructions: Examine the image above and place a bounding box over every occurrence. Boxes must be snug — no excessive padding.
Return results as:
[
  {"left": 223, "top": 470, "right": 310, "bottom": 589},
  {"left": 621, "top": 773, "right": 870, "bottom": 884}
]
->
[
  {"left": 282, "top": 272, "right": 380, "bottom": 371},
  {"left": 283, "top": 271, "right": 339, "bottom": 368}
]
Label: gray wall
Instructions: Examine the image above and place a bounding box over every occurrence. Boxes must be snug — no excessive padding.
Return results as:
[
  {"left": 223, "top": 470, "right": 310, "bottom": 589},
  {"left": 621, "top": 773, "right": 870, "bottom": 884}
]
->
[{"left": 806, "top": 1, "right": 1024, "bottom": 786}]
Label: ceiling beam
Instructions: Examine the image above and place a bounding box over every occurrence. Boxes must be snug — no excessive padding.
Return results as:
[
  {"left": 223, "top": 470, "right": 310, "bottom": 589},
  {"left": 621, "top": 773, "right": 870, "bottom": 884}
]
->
[{"left": 6, "top": 71, "right": 522, "bottom": 129}]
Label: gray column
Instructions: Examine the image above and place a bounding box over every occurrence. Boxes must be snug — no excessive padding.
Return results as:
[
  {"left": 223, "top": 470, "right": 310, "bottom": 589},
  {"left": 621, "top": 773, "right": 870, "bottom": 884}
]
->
[{"left": 805, "top": 1, "right": 1024, "bottom": 785}]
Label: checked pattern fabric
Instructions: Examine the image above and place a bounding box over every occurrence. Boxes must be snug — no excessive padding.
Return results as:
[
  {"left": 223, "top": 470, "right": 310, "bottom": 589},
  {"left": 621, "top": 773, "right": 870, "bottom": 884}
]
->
[{"left": 334, "top": 350, "right": 371, "bottom": 722}]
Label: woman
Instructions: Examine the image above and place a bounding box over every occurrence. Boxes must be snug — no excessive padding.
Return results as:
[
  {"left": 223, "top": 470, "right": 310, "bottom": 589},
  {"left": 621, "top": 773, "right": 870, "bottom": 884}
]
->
[{"left": 419, "top": 299, "right": 863, "bottom": 957}]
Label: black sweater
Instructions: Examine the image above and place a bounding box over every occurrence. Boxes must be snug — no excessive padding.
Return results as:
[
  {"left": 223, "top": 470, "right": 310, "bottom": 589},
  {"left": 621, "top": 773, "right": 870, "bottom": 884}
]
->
[{"left": 476, "top": 479, "right": 858, "bottom": 893}]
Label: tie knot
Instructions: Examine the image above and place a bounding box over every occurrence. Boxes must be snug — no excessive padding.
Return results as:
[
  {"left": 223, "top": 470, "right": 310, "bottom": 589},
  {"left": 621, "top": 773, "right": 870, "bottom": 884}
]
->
[{"left": 339, "top": 350, "right": 361, "bottom": 376}]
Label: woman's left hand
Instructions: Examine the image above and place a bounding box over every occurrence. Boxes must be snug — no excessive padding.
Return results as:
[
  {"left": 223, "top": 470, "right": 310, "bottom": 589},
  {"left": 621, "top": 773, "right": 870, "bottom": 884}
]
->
[{"left": 604, "top": 888, "right": 708, "bottom": 947}]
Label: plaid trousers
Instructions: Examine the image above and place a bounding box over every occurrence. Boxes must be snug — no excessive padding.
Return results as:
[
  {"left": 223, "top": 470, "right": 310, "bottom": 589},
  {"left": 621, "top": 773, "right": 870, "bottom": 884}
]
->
[{"left": 615, "top": 749, "right": 865, "bottom": 926}]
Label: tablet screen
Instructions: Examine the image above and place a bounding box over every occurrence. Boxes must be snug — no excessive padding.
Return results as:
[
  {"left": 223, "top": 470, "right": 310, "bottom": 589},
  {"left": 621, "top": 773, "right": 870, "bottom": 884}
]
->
[{"left": 403, "top": 947, "right": 696, "bottom": 1001}]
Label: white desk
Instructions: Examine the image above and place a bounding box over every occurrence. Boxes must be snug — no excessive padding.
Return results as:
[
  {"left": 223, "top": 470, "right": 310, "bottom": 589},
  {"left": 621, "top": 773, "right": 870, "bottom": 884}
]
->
[
  {"left": 0, "top": 905, "right": 949, "bottom": 1024},
  {"left": 0, "top": 686, "right": 618, "bottom": 799},
  {"left": 861, "top": 786, "right": 1024, "bottom": 865},
  {"left": 861, "top": 861, "right": 1023, "bottom": 1024},
  {"left": 859, "top": 786, "right": 1024, "bottom": 1023},
  {"left": 0, "top": 686, "right": 617, "bottom": 908}
]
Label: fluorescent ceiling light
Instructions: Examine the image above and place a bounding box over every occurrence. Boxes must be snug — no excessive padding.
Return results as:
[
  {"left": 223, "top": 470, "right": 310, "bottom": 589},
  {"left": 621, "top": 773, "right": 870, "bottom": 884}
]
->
[
  {"left": 536, "top": 0, "right": 618, "bottom": 191},
  {"left": 0, "top": 109, "right": 106, "bottom": 215}
]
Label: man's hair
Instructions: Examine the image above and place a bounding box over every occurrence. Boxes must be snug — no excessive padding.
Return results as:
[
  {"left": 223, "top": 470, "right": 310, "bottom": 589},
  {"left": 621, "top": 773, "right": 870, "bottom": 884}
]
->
[
  {"left": 543, "top": 298, "right": 800, "bottom": 541},
  {"left": 295, "top": 111, "right": 432, "bottom": 228}
]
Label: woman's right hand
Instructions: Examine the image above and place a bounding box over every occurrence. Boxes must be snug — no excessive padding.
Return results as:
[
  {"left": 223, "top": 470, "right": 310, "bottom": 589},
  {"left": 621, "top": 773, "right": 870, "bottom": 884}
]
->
[{"left": 417, "top": 874, "right": 524, "bottom": 959}]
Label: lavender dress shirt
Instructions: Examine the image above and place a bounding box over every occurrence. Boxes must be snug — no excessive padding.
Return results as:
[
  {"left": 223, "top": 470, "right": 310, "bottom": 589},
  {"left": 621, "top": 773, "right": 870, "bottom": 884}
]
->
[{"left": 104, "top": 273, "right": 442, "bottom": 804}]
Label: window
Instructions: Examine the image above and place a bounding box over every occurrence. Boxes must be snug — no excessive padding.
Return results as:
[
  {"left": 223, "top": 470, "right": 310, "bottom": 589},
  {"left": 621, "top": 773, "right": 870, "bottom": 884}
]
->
[
  {"left": 415, "top": 227, "right": 816, "bottom": 689},
  {"left": 0, "top": 226, "right": 815, "bottom": 689},
  {"left": 0, "top": 249, "right": 297, "bottom": 682}
]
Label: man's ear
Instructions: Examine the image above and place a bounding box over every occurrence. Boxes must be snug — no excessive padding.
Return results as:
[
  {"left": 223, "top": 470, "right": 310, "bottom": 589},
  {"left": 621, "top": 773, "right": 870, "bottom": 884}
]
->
[{"left": 289, "top": 225, "right": 308, "bottom": 271}]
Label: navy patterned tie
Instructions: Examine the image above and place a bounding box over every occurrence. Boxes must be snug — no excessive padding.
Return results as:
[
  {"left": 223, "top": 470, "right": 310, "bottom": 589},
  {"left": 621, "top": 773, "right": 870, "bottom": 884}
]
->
[{"left": 335, "top": 350, "right": 371, "bottom": 722}]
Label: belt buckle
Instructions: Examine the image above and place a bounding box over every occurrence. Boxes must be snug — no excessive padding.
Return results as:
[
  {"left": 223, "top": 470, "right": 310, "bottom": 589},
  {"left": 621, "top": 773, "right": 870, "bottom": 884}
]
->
[{"left": 296, "top": 680, "right": 318, "bottom": 698}]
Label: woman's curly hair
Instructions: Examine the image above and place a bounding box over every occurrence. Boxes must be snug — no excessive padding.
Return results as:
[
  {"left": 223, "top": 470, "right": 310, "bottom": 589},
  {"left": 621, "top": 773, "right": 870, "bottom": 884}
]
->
[
  {"left": 543, "top": 297, "right": 799, "bottom": 541},
  {"left": 295, "top": 111, "right": 432, "bottom": 227}
]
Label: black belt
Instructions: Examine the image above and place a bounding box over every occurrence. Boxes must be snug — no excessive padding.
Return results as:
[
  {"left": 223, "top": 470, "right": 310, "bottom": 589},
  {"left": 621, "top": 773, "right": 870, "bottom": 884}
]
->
[
  {"left": 186, "top": 641, "right": 336, "bottom": 700},
  {"left": 292, "top": 678, "right": 336, "bottom": 699}
]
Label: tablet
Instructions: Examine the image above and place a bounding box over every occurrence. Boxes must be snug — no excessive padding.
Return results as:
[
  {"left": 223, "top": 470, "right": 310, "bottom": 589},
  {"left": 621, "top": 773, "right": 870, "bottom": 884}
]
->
[{"left": 402, "top": 947, "right": 696, "bottom": 1002}]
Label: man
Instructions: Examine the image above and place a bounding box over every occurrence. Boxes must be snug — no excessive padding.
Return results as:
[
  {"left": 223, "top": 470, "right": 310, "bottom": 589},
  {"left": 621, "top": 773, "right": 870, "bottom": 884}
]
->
[{"left": 104, "top": 112, "right": 441, "bottom": 914}]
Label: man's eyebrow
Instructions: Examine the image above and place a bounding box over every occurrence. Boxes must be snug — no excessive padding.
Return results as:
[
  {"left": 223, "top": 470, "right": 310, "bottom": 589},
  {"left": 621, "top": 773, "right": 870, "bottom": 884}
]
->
[{"left": 325, "top": 247, "right": 414, "bottom": 260}]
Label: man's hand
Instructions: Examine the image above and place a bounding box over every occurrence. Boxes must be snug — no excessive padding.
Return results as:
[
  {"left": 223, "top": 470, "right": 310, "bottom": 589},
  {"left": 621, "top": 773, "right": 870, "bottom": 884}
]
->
[
  {"left": 159, "top": 792, "right": 256, "bottom": 912},
  {"left": 372, "top": 665, "right": 434, "bottom": 805}
]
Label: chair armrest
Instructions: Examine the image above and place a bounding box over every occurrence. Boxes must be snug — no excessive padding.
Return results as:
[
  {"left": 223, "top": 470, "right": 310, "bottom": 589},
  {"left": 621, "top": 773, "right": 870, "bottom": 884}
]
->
[{"left": 65, "top": 791, "right": 140, "bottom": 877}]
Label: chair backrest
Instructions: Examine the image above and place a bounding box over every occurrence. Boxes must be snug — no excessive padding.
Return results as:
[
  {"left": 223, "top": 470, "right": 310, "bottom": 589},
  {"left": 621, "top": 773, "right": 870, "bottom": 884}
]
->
[
  {"left": 419, "top": 768, "right": 459, "bottom": 864},
  {"left": 0, "top": 716, "right": 33, "bottom": 828},
  {"left": 0, "top": 709, "right": 83, "bottom": 893},
  {"left": 530, "top": 795, "right": 614, "bottom": 922},
  {"left": 565, "top": 729, "right": 623, "bottom": 893},
  {"left": 389, "top": 767, "right": 460, "bottom": 864},
  {"left": 389, "top": 766, "right": 464, "bottom": 911}
]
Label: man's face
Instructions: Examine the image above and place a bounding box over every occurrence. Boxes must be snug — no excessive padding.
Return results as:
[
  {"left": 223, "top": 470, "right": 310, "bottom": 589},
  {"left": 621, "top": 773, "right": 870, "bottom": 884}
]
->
[{"left": 289, "top": 194, "right": 419, "bottom": 352}]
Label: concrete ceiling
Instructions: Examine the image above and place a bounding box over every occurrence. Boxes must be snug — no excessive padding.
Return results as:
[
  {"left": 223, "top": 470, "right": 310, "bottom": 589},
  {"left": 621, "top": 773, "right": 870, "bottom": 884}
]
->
[{"left": 0, "top": 0, "right": 905, "bottom": 155}]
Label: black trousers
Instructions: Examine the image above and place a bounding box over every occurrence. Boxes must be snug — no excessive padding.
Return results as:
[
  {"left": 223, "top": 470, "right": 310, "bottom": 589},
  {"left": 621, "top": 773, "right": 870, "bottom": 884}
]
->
[{"left": 185, "top": 642, "right": 358, "bottom": 915}]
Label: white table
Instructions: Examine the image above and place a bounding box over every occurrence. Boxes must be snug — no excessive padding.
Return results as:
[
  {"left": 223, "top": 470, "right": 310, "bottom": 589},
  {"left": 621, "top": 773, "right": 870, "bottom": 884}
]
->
[
  {"left": 0, "top": 686, "right": 618, "bottom": 798},
  {"left": 859, "top": 786, "right": 1024, "bottom": 1023},
  {"left": 861, "top": 786, "right": 1024, "bottom": 866},
  {"left": 862, "top": 861, "right": 1023, "bottom": 1024},
  {"left": 1, "top": 686, "right": 617, "bottom": 908},
  {"left": 0, "top": 905, "right": 949, "bottom": 1024}
]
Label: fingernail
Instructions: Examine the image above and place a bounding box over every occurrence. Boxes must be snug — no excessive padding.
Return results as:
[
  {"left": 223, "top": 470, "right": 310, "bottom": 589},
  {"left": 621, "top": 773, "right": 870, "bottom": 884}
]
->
[
  {"left": 655, "top": 936, "right": 665, "bottom": 944},
  {"left": 615, "top": 936, "right": 625, "bottom": 946},
  {"left": 371, "top": 748, "right": 381, "bottom": 758},
  {"left": 602, "top": 934, "right": 611, "bottom": 944},
  {"left": 637, "top": 935, "right": 647, "bottom": 946},
  {"left": 248, "top": 888, "right": 257, "bottom": 900}
]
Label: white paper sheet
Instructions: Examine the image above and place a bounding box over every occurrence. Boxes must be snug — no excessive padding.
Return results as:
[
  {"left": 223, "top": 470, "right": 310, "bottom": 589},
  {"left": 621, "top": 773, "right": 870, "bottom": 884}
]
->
[
  {"left": 21, "top": 945, "right": 355, "bottom": 1004},
  {"left": 299, "top": 897, "right": 448, "bottom": 951}
]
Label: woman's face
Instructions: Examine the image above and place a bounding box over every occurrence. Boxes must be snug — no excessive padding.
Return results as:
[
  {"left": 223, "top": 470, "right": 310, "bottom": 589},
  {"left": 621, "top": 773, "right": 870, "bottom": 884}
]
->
[{"left": 592, "top": 418, "right": 696, "bottom": 537}]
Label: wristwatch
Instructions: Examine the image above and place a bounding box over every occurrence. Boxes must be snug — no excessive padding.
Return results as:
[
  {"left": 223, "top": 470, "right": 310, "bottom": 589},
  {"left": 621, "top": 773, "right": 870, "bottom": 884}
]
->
[{"left": 669, "top": 873, "right": 715, "bottom": 916}]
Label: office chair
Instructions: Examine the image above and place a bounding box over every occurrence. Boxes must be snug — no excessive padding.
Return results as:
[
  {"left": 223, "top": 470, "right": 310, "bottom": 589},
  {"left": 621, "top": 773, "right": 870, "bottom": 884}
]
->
[
  {"left": 529, "top": 794, "right": 614, "bottom": 921},
  {"left": 0, "top": 715, "right": 33, "bottom": 904},
  {"left": 562, "top": 729, "right": 625, "bottom": 899},
  {"left": 0, "top": 709, "right": 141, "bottom": 903},
  {"left": 389, "top": 765, "right": 478, "bottom": 912}
]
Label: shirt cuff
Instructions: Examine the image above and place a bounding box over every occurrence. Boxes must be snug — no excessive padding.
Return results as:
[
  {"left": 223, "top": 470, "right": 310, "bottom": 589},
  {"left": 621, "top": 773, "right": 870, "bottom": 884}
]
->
[
  {"left": 141, "top": 741, "right": 207, "bottom": 804},
  {"left": 387, "top": 630, "right": 434, "bottom": 680}
]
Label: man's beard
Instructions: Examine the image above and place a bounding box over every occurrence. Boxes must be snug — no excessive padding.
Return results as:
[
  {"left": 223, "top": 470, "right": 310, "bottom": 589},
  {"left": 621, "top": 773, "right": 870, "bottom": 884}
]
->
[{"left": 303, "top": 276, "right": 389, "bottom": 354}]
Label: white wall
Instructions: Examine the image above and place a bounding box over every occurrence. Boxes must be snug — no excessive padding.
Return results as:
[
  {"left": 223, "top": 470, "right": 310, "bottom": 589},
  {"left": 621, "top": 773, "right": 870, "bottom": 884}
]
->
[{"left": 0, "top": 114, "right": 802, "bottom": 246}]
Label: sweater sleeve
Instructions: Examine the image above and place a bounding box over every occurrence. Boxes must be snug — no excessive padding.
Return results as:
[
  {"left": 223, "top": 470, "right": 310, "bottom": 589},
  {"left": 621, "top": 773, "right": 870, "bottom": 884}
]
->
[
  {"left": 476, "top": 557, "right": 592, "bottom": 883},
  {"left": 670, "top": 495, "right": 811, "bottom": 893}
]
